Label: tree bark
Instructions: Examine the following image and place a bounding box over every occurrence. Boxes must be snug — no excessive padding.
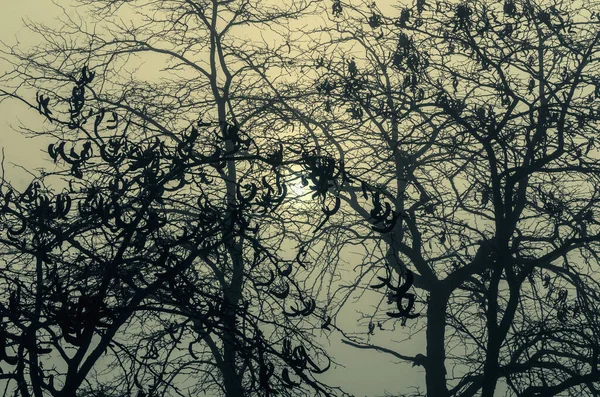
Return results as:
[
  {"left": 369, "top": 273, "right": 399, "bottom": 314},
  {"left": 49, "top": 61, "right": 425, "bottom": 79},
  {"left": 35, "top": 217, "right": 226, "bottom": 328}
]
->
[{"left": 426, "top": 289, "right": 449, "bottom": 397}]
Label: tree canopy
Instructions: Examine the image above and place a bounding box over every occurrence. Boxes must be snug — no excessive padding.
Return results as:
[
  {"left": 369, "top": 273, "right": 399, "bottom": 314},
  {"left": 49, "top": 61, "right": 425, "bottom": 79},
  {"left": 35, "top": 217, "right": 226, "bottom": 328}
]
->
[
  {"left": 3, "top": 0, "right": 600, "bottom": 396},
  {"left": 300, "top": 0, "right": 600, "bottom": 396}
]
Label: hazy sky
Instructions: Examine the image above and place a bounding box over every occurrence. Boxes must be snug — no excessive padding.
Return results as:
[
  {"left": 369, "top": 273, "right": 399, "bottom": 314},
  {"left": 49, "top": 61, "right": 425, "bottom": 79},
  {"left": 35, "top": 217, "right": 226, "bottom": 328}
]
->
[
  {"left": 0, "top": 1, "right": 66, "bottom": 190},
  {"left": 0, "top": 2, "right": 427, "bottom": 396}
]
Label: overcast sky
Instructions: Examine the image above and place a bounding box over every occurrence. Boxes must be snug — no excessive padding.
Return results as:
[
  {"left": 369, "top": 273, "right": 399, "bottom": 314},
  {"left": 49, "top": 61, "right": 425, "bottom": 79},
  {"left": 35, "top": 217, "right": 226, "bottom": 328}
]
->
[
  {"left": 0, "top": 2, "right": 428, "bottom": 396},
  {"left": 0, "top": 1, "right": 64, "bottom": 190}
]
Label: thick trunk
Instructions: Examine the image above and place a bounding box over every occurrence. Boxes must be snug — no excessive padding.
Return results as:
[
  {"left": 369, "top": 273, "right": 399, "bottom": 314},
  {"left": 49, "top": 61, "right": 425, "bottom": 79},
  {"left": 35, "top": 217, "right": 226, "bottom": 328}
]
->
[
  {"left": 480, "top": 345, "right": 500, "bottom": 397},
  {"left": 425, "top": 290, "right": 449, "bottom": 397},
  {"left": 221, "top": 239, "right": 245, "bottom": 397},
  {"left": 222, "top": 331, "right": 244, "bottom": 397}
]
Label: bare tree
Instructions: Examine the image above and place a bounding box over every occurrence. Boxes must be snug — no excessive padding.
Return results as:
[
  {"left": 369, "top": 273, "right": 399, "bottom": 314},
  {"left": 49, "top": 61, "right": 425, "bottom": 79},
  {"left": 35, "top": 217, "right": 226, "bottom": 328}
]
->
[{"left": 291, "top": 0, "right": 600, "bottom": 396}]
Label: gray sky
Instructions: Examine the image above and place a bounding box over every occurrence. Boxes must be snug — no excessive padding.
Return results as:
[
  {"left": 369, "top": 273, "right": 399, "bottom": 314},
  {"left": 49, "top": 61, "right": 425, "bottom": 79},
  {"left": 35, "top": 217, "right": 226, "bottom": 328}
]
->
[{"left": 0, "top": 2, "right": 427, "bottom": 396}]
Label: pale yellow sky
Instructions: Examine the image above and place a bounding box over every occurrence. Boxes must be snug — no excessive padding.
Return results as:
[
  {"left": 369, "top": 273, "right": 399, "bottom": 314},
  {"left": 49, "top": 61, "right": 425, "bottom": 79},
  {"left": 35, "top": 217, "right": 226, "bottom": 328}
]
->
[{"left": 0, "top": 0, "right": 67, "bottom": 189}]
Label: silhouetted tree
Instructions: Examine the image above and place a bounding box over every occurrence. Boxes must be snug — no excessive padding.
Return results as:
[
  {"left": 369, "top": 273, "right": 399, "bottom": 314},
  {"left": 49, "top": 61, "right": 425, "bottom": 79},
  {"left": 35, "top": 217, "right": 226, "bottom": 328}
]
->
[
  {"left": 9, "top": 0, "right": 600, "bottom": 395},
  {"left": 0, "top": 63, "right": 346, "bottom": 397},
  {"left": 0, "top": 0, "right": 346, "bottom": 396},
  {"left": 293, "top": 0, "right": 600, "bottom": 396}
]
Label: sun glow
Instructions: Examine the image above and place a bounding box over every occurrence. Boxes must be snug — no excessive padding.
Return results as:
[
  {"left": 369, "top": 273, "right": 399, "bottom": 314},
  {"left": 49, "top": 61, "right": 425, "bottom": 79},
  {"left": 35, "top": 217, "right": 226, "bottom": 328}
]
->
[{"left": 288, "top": 179, "right": 311, "bottom": 201}]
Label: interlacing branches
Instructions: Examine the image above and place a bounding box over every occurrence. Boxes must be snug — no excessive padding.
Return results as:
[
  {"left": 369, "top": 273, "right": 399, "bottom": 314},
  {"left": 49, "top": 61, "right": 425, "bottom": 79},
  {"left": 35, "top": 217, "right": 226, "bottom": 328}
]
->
[{"left": 0, "top": 64, "right": 349, "bottom": 397}]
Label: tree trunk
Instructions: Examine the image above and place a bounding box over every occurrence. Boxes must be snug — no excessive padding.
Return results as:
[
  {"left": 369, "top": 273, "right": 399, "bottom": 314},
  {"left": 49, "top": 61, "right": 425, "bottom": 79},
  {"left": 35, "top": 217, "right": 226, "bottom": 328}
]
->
[
  {"left": 426, "top": 290, "right": 449, "bottom": 397},
  {"left": 222, "top": 329, "right": 244, "bottom": 397}
]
